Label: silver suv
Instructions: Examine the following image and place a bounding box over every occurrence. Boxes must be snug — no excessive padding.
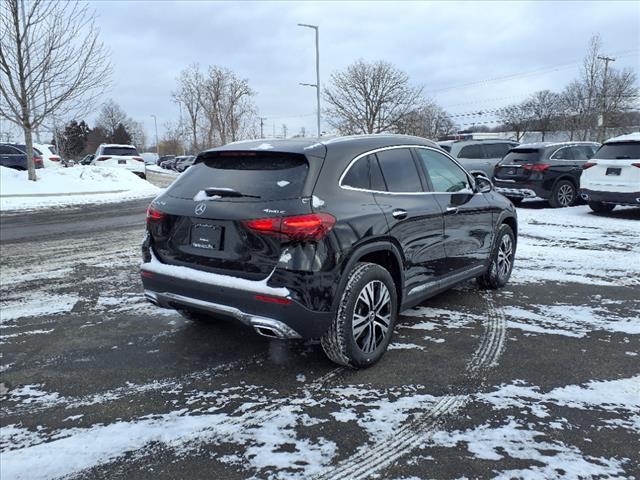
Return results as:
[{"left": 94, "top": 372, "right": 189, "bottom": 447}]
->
[{"left": 439, "top": 140, "right": 519, "bottom": 179}]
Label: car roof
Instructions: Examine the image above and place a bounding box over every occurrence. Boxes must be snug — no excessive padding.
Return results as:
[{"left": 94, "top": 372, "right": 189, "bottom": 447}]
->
[
  {"left": 440, "top": 139, "right": 517, "bottom": 145},
  {"left": 101, "top": 143, "right": 137, "bottom": 148},
  {"left": 202, "top": 134, "right": 440, "bottom": 160},
  {"left": 605, "top": 132, "right": 640, "bottom": 143},
  {"left": 513, "top": 141, "right": 600, "bottom": 150}
]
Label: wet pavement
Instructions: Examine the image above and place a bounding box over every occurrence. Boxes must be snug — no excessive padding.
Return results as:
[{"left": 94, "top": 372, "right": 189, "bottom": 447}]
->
[{"left": 1, "top": 199, "right": 639, "bottom": 479}]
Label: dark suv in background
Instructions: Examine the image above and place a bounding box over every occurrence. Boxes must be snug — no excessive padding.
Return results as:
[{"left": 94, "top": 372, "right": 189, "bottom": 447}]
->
[
  {"left": 0, "top": 143, "right": 44, "bottom": 170},
  {"left": 439, "top": 139, "right": 519, "bottom": 179},
  {"left": 141, "top": 135, "right": 517, "bottom": 367},
  {"left": 493, "top": 141, "right": 599, "bottom": 207}
]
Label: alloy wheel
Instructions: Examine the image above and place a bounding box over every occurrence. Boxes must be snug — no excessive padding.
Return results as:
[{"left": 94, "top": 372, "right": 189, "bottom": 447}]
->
[
  {"left": 497, "top": 234, "right": 513, "bottom": 279},
  {"left": 557, "top": 184, "right": 574, "bottom": 207},
  {"left": 352, "top": 280, "right": 392, "bottom": 354}
]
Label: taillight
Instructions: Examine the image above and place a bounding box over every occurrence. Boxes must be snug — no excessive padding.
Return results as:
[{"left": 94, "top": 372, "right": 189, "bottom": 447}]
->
[
  {"left": 50, "top": 155, "right": 61, "bottom": 162},
  {"left": 133, "top": 156, "right": 144, "bottom": 162},
  {"left": 244, "top": 213, "right": 336, "bottom": 241},
  {"left": 146, "top": 205, "right": 167, "bottom": 223},
  {"left": 632, "top": 163, "right": 640, "bottom": 168},
  {"left": 522, "top": 163, "right": 550, "bottom": 172},
  {"left": 96, "top": 156, "right": 111, "bottom": 161},
  {"left": 34, "top": 156, "right": 43, "bottom": 164},
  {"left": 582, "top": 162, "right": 597, "bottom": 170}
]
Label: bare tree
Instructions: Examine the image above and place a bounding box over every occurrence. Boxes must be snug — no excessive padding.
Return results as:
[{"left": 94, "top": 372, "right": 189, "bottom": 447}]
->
[
  {"left": 95, "top": 99, "right": 145, "bottom": 148},
  {"left": 198, "top": 66, "right": 257, "bottom": 146},
  {"left": 497, "top": 103, "right": 532, "bottom": 142},
  {"left": 172, "top": 64, "right": 204, "bottom": 152},
  {"left": 526, "top": 90, "right": 561, "bottom": 141},
  {"left": 158, "top": 121, "right": 184, "bottom": 156},
  {"left": 394, "top": 99, "right": 456, "bottom": 140},
  {"left": 0, "top": 0, "right": 111, "bottom": 180},
  {"left": 323, "top": 60, "right": 423, "bottom": 134}
]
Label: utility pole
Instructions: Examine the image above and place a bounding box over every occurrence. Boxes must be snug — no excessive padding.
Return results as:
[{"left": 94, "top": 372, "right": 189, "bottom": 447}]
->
[
  {"left": 597, "top": 55, "right": 615, "bottom": 143},
  {"left": 151, "top": 114, "right": 159, "bottom": 155},
  {"left": 259, "top": 117, "right": 266, "bottom": 139},
  {"left": 298, "top": 23, "right": 321, "bottom": 138}
]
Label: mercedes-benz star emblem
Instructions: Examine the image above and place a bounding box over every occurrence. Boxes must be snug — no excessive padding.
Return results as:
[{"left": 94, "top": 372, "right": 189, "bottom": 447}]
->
[{"left": 194, "top": 203, "right": 207, "bottom": 215}]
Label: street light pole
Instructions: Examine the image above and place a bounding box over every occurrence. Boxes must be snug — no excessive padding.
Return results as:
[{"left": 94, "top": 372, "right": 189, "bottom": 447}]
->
[
  {"left": 150, "top": 114, "right": 159, "bottom": 156},
  {"left": 298, "top": 23, "right": 321, "bottom": 138}
]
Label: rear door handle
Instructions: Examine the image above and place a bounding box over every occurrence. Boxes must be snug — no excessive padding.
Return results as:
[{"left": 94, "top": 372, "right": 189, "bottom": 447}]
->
[
  {"left": 392, "top": 209, "right": 407, "bottom": 219},
  {"left": 446, "top": 206, "right": 459, "bottom": 214}
]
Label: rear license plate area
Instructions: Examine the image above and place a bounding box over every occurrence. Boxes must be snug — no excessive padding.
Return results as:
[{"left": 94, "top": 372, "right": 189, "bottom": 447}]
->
[
  {"left": 118, "top": 159, "right": 126, "bottom": 164},
  {"left": 191, "top": 223, "right": 223, "bottom": 251},
  {"left": 606, "top": 167, "right": 621, "bottom": 176}
]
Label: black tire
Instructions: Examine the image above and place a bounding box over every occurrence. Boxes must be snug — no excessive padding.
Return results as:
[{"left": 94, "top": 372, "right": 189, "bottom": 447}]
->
[
  {"left": 321, "top": 262, "right": 398, "bottom": 368},
  {"left": 588, "top": 201, "right": 615, "bottom": 213},
  {"left": 177, "top": 308, "right": 216, "bottom": 322},
  {"left": 506, "top": 196, "right": 523, "bottom": 206},
  {"left": 477, "top": 224, "right": 515, "bottom": 290},
  {"left": 549, "top": 180, "right": 576, "bottom": 208}
]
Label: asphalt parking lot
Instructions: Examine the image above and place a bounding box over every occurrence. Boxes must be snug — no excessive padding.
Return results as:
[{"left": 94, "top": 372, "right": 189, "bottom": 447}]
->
[{"left": 1, "top": 198, "right": 639, "bottom": 480}]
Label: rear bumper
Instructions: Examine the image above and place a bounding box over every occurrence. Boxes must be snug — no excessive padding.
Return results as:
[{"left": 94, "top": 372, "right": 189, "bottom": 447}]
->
[
  {"left": 493, "top": 179, "right": 548, "bottom": 199},
  {"left": 140, "top": 261, "right": 333, "bottom": 340},
  {"left": 580, "top": 189, "right": 640, "bottom": 205},
  {"left": 494, "top": 186, "right": 537, "bottom": 199}
]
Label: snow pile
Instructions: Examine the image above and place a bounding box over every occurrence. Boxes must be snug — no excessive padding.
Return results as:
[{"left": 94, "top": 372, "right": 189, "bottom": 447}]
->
[{"left": 0, "top": 166, "right": 160, "bottom": 211}]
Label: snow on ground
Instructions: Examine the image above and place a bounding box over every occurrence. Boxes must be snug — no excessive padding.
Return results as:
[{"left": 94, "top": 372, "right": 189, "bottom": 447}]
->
[
  {"left": 0, "top": 166, "right": 160, "bottom": 211},
  {"left": 513, "top": 205, "right": 640, "bottom": 286},
  {"left": 145, "top": 164, "right": 179, "bottom": 175}
]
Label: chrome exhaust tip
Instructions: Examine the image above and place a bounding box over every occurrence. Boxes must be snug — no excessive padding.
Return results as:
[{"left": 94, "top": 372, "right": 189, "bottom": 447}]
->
[
  {"left": 250, "top": 318, "right": 302, "bottom": 339},
  {"left": 581, "top": 193, "right": 589, "bottom": 201}
]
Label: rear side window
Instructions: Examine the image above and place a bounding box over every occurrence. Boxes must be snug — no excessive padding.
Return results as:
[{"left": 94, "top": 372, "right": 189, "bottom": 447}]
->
[
  {"left": 417, "top": 149, "right": 470, "bottom": 193},
  {"left": 167, "top": 152, "right": 309, "bottom": 201},
  {"left": 571, "top": 146, "right": 596, "bottom": 160},
  {"left": 594, "top": 142, "right": 640, "bottom": 160},
  {"left": 502, "top": 149, "right": 542, "bottom": 163},
  {"left": 0, "top": 145, "right": 19, "bottom": 154},
  {"left": 102, "top": 146, "right": 139, "bottom": 156},
  {"left": 458, "top": 144, "right": 484, "bottom": 159},
  {"left": 484, "top": 143, "right": 512, "bottom": 158},
  {"left": 342, "top": 156, "right": 371, "bottom": 190},
  {"left": 551, "top": 147, "right": 573, "bottom": 160},
  {"left": 375, "top": 148, "right": 423, "bottom": 193}
]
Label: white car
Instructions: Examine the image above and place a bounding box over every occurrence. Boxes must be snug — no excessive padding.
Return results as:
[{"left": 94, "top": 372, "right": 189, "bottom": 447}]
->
[
  {"left": 90, "top": 144, "right": 146, "bottom": 179},
  {"left": 33, "top": 143, "right": 63, "bottom": 168},
  {"left": 580, "top": 132, "right": 640, "bottom": 212}
]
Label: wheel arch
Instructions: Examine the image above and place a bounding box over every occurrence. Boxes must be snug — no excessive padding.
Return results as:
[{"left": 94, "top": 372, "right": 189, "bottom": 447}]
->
[{"left": 333, "top": 242, "right": 404, "bottom": 312}]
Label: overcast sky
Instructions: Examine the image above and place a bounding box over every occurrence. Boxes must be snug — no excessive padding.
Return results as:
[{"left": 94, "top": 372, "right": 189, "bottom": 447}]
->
[{"left": 12, "top": 0, "right": 639, "bottom": 143}]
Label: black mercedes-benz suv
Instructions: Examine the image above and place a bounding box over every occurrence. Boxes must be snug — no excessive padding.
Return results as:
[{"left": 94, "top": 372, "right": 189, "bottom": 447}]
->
[
  {"left": 493, "top": 141, "right": 599, "bottom": 207},
  {"left": 141, "top": 135, "right": 517, "bottom": 367}
]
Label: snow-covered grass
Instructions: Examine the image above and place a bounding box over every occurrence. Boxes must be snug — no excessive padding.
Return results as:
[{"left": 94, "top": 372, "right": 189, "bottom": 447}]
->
[{"left": 0, "top": 166, "right": 160, "bottom": 211}]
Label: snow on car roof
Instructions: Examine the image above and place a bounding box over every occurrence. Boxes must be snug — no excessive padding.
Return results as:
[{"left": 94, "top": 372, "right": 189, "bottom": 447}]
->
[{"left": 605, "top": 132, "right": 640, "bottom": 143}]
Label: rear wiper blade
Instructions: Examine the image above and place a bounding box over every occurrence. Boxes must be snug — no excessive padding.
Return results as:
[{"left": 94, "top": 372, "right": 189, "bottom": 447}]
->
[{"left": 205, "top": 187, "right": 260, "bottom": 198}]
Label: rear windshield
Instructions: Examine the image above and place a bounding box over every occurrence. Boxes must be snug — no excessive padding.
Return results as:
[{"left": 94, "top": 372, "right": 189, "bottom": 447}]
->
[
  {"left": 167, "top": 152, "right": 309, "bottom": 201},
  {"left": 594, "top": 142, "right": 640, "bottom": 160},
  {"left": 103, "top": 146, "right": 139, "bottom": 156},
  {"left": 501, "top": 148, "right": 542, "bottom": 163}
]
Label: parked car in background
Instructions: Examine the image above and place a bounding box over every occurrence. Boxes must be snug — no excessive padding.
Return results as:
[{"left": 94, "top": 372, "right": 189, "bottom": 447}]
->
[
  {"left": 580, "top": 133, "right": 640, "bottom": 212},
  {"left": 0, "top": 143, "right": 44, "bottom": 170},
  {"left": 156, "top": 155, "right": 175, "bottom": 166},
  {"left": 141, "top": 135, "right": 517, "bottom": 367},
  {"left": 33, "top": 143, "right": 63, "bottom": 168},
  {"left": 439, "top": 139, "right": 519, "bottom": 179},
  {"left": 493, "top": 141, "right": 599, "bottom": 207},
  {"left": 90, "top": 144, "right": 146, "bottom": 179},
  {"left": 174, "top": 155, "right": 196, "bottom": 172},
  {"left": 79, "top": 154, "right": 95, "bottom": 165},
  {"left": 160, "top": 156, "right": 179, "bottom": 170},
  {"left": 141, "top": 152, "right": 159, "bottom": 165}
]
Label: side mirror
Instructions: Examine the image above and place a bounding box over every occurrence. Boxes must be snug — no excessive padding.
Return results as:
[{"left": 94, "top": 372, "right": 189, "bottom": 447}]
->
[{"left": 472, "top": 172, "right": 493, "bottom": 193}]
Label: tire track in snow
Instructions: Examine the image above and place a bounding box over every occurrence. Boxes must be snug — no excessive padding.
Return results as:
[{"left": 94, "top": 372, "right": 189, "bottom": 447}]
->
[{"left": 314, "top": 291, "right": 507, "bottom": 480}]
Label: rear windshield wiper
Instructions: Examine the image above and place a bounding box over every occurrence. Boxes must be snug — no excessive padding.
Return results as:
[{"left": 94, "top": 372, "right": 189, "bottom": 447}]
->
[{"left": 205, "top": 187, "right": 261, "bottom": 198}]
